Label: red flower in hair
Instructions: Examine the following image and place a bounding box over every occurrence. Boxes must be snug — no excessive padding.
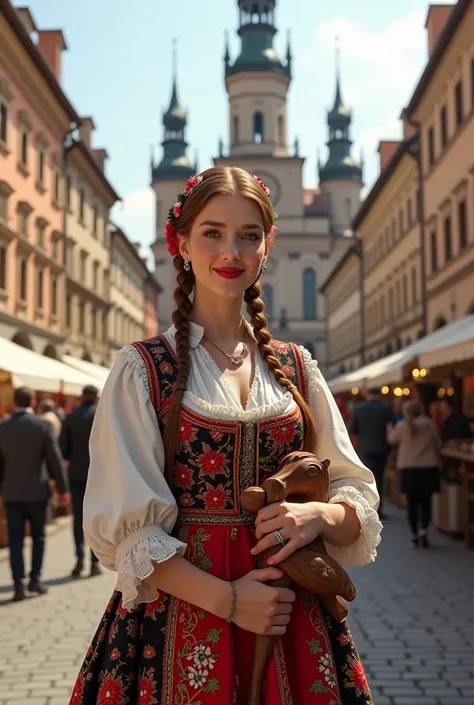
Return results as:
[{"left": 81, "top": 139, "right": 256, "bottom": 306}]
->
[
  {"left": 254, "top": 175, "right": 270, "bottom": 196},
  {"left": 165, "top": 222, "right": 179, "bottom": 257},
  {"left": 184, "top": 174, "right": 202, "bottom": 195}
]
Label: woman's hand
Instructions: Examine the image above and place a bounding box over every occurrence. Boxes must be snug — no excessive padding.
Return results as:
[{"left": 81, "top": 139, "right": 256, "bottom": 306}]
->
[
  {"left": 232, "top": 567, "right": 296, "bottom": 635},
  {"left": 251, "top": 501, "right": 334, "bottom": 564}
]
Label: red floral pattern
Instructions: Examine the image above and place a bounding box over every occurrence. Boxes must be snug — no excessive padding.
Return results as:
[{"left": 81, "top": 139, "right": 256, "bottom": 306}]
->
[
  {"left": 175, "top": 463, "right": 193, "bottom": 489},
  {"left": 71, "top": 338, "right": 373, "bottom": 705}
]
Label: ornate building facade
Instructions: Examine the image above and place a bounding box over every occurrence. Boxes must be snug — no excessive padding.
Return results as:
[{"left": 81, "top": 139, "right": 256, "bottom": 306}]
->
[{"left": 151, "top": 0, "right": 363, "bottom": 367}]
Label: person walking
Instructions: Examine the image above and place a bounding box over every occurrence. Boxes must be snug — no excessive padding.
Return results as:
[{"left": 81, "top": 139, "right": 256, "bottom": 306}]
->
[
  {"left": 38, "top": 398, "right": 62, "bottom": 437},
  {"left": 59, "top": 384, "right": 101, "bottom": 578},
  {"left": 387, "top": 400, "right": 441, "bottom": 548},
  {"left": 349, "top": 387, "right": 396, "bottom": 518},
  {"left": 0, "top": 387, "right": 70, "bottom": 602}
]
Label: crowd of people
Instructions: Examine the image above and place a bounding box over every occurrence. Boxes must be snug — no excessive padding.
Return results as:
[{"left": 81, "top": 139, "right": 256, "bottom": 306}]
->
[
  {"left": 344, "top": 389, "right": 473, "bottom": 547},
  {"left": 0, "top": 384, "right": 101, "bottom": 602}
]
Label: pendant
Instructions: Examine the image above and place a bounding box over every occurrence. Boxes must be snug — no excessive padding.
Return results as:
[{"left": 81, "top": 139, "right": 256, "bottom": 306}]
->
[{"left": 229, "top": 354, "right": 244, "bottom": 365}]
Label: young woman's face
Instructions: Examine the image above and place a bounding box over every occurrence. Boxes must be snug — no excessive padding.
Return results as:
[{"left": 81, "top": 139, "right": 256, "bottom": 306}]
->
[{"left": 179, "top": 193, "right": 269, "bottom": 300}]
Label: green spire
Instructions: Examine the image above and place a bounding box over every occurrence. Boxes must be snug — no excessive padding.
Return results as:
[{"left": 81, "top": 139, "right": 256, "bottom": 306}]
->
[
  {"left": 226, "top": 0, "right": 290, "bottom": 78},
  {"left": 319, "top": 39, "right": 362, "bottom": 184},
  {"left": 152, "top": 39, "right": 194, "bottom": 183}
]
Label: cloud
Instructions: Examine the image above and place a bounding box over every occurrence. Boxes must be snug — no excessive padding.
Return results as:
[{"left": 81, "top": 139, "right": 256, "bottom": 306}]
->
[{"left": 111, "top": 187, "right": 155, "bottom": 266}]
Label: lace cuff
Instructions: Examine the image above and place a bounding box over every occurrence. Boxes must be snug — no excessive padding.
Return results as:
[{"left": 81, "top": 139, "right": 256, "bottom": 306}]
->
[
  {"left": 115, "top": 525, "right": 187, "bottom": 610},
  {"left": 324, "top": 486, "right": 382, "bottom": 568}
]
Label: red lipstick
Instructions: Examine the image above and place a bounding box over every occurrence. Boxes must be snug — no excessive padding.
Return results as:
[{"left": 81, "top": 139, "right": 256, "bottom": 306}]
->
[{"left": 214, "top": 267, "right": 245, "bottom": 279}]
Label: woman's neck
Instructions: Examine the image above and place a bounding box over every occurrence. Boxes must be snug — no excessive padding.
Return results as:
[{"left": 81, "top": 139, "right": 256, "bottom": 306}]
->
[{"left": 191, "top": 293, "right": 245, "bottom": 347}]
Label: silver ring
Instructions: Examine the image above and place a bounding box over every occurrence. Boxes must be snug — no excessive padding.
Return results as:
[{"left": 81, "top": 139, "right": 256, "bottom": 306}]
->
[{"left": 273, "top": 530, "right": 285, "bottom": 546}]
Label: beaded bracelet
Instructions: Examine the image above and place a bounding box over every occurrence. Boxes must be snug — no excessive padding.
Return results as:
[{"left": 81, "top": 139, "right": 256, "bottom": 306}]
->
[{"left": 226, "top": 581, "right": 237, "bottom": 624}]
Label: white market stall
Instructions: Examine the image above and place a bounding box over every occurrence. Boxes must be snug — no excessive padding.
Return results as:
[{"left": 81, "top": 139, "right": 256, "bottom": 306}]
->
[{"left": 63, "top": 354, "right": 111, "bottom": 386}]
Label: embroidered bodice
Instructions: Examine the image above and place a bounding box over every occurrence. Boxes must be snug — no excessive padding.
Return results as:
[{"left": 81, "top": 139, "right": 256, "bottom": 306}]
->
[{"left": 83, "top": 323, "right": 382, "bottom": 609}]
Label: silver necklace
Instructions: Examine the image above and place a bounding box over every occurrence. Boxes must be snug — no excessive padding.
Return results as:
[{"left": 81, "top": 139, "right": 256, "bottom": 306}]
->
[{"left": 204, "top": 337, "right": 249, "bottom": 366}]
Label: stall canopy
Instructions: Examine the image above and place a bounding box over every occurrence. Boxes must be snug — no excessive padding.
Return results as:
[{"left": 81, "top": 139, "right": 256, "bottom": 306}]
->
[
  {"left": 328, "top": 316, "right": 474, "bottom": 393},
  {"left": 63, "top": 355, "right": 111, "bottom": 386},
  {"left": 418, "top": 314, "right": 474, "bottom": 370},
  {"left": 0, "top": 337, "right": 103, "bottom": 396}
]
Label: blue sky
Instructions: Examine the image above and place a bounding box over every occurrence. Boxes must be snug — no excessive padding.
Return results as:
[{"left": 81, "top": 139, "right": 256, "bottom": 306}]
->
[{"left": 23, "top": 0, "right": 429, "bottom": 257}]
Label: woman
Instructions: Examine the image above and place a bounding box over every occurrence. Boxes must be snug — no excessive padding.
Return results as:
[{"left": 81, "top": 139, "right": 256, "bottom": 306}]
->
[
  {"left": 387, "top": 400, "right": 441, "bottom": 548},
  {"left": 71, "top": 167, "right": 382, "bottom": 705}
]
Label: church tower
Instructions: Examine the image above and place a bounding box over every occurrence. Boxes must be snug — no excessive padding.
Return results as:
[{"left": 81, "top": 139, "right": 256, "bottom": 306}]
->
[
  {"left": 216, "top": 0, "right": 302, "bottom": 218},
  {"left": 318, "top": 46, "right": 363, "bottom": 235},
  {"left": 151, "top": 41, "right": 195, "bottom": 328}
]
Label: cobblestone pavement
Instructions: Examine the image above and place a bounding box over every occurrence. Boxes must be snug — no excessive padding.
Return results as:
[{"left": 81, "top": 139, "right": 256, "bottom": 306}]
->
[{"left": 0, "top": 505, "right": 473, "bottom": 705}]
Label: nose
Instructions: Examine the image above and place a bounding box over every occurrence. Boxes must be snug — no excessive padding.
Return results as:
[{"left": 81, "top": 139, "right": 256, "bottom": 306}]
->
[{"left": 222, "top": 237, "right": 241, "bottom": 261}]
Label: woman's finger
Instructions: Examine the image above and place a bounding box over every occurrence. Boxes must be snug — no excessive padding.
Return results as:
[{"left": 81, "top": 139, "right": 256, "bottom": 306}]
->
[
  {"left": 270, "top": 614, "right": 291, "bottom": 626},
  {"left": 255, "top": 502, "right": 283, "bottom": 527},
  {"left": 253, "top": 515, "right": 287, "bottom": 542},
  {"left": 274, "top": 601, "right": 293, "bottom": 615},
  {"left": 251, "top": 532, "right": 281, "bottom": 557},
  {"left": 267, "top": 537, "right": 302, "bottom": 565}
]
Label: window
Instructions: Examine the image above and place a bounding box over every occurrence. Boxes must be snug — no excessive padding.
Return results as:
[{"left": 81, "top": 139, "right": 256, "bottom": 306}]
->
[
  {"left": 0, "top": 192, "right": 7, "bottom": 222},
  {"left": 262, "top": 284, "right": 274, "bottom": 318},
  {"left": 37, "top": 268, "right": 43, "bottom": 309},
  {"left": 37, "top": 149, "right": 45, "bottom": 185},
  {"left": 54, "top": 171, "right": 60, "bottom": 204},
  {"left": 430, "top": 230, "right": 438, "bottom": 273},
  {"left": 36, "top": 222, "right": 45, "bottom": 249},
  {"left": 444, "top": 215, "right": 452, "bottom": 262},
  {"left": 458, "top": 200, "right": 467, "bottom": 249},
  {"left": 303, "top": 268, "right": 316, "bottom": 320},
  {"left": 253, "top": 112, "right": 264, "bottom": 144},
  {"left": 380, "top": 295, "right": 385, "bottom": 325},
  {"left": 278, "top": 114, "right": 284, "bottom": 145},
  {"left": 398, "top": 208, "right": 404, "bottom": 236},
  {"left": 403, "top": 274, "right": 408, "bottom": 312},
  {"left": 391, "top": 218, "right": 396, "bottom": 244},
  {"left": 91, "top": 308, "right": 97, "bottom": 339},
  {"left": 440, "top": 105, "right": 448, "bottom": 148},
  {"left": 93, "top": 261, "right": 99, "bottom": 292},
  {"left": 50, "top": 278, "right": 57, "bottom": 315},
  {"left": 0, "top": 245, "right": 6, "bottom": 289},
  {"left": 0, "top": 102, "right": 7, "bottom": 144},
  {"left": 428, "top": 127, "right": 435, "bottom": 166},
  {"left": 407, "top": 198, "right": 412, "bottom": 227},
  {"left": 19, "top": 259, "right": 27, "bottom": 300},
  {"left": 79, "top": 301, "right": 85, "bottom": 333},
  {"left": 66, "top": 174, "right": 71, "bottom": 207},
  {"left": 20, "top": 130, "right": 28, "bottom": 167},
  {"left": 412, "top": 267, "right": 417, "bottom": 305},
  {"left": 102, "top": 311, "right": 107, "bottom": 342},
  {"left": 80, "top": 251, "right": 87, "bottom": 281},
  {"left": 52, "top": 235, "right": 58, "bottom": 261},
  {"left": 93, "top": 205, "right": 98, "bottom": 237},
  {"left": 79, "top": 188, "right": 85, "bottom": 223},
  {"left": 233, "top": 116, "right": 239, "bottom": 145},
  {"left": 454, "top": 81, "right": 463, "bottom": 127},
  {"left": 471, "top": 57, "right": 474, "bottom": 110},
  {"left": 66, "top": 295, "right": 71, "bottom": 328},
  {"left": 389, "top": 287, "right": 394, "bottom": 318},
  {"left": 396, "top": 280, "right": 401, "bottom": 315}
]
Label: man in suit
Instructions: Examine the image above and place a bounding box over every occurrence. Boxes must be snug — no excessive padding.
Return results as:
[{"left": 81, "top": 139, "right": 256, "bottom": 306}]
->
[
  {"left": 59, "top": 384, "right": 101, "bottom": 578},
  {"left": 349, "top": 387, "right": 396, "bottom": 519},
  {"left": 0, "top": 387, "right": 70, "bottom": 602}
]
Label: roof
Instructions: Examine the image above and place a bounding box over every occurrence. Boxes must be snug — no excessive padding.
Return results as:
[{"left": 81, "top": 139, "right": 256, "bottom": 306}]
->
[
  {"left": 406, "top": 0, "right": 471, "bottom": 115},
  {"left": 110, "top": 225, "right": 150, "bottom": 277},
  {"left": 320, "top": 243, "right": 359, "bottom": 294},
  {"left": 2, "top": 1, "right": 81, "bottom": 124},
  {"left": 351, "top": 134, "right": 417, "bottom": 230},
  {"left": 69, "top": 140, "right": 120, "bottom": 204}
]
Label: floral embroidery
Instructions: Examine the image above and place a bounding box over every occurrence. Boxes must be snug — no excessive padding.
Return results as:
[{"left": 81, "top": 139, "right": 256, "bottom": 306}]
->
[
  {"left": 175, "top": 463, "right": 193, "bottom": 489},
  {"left": 270, "top": 423, "right": 295, "bottom": 446},
  {"left": 179, "top": 420, "right": 198, "bottom": 445},
  {"left": 342, "top": 655, "right": 371, "bottom": 698},
  {"left": 202, "top": 483, "right": 231, "bottom": 510},
  {"left": 70, "top": 674, "right": 85, "bottom": 705},
  {"left": 144, "top": 593, "right": 168, "bottom": 619},
  {"left": 138, "top": 667, "right": 158, "bottom": 705},
  {"left": 143, "top": 645, "right": 156, "bottom": 659},
  {"left": 110, "top": 648, "right": 120, "bottom": 661},
  {"left": 198, "top": 446, "right": 228, "bottom": 478},
  {"left": 97, "top": 672, "right": 126, "bottom": 704}
]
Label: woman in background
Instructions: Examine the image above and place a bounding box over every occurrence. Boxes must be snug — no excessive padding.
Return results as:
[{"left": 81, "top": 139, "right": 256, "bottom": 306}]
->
[{"left": 387, "top": 401, "right": 441, "bottom": 547}]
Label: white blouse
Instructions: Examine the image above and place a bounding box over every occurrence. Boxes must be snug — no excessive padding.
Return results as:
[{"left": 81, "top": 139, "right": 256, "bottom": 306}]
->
[{"left": 84, "top": 323, "right": 382, "bottom": 609}]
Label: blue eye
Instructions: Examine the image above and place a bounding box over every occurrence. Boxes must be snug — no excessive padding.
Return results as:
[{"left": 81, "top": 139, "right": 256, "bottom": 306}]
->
[
  {"left": 243, "top": 233, "right": 260, "bottom": 241},
  {"left": 204, "top": 230, "right": 220, "bottom": 238}
]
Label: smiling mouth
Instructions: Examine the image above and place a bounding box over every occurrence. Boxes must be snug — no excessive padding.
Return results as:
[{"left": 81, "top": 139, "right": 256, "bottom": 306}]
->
[{"left": 214, "top": 268, "right": 245, "bottom": 279}]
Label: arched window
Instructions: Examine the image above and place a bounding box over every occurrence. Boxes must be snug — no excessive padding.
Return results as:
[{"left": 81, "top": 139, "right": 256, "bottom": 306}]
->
[
  {"left": 262, "top": 284, "right": 273, "bottom": 318},
  {"left": 278, "top": 115, "right": 284, "bottom": 145},
  {"left": 233, "top": 116, "right": 239, "bottom": 145},
  {"left": 303, "top": 268, "right": 317, "bottom": 320},
  {"left": 253, "top": 112, "right": 264, "bottom": 144}
]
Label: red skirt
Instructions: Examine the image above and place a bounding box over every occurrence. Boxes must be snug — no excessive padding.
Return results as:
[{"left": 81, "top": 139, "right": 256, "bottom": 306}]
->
[{"left": 70, "top": 523, "right": 373, "bottom": 704}]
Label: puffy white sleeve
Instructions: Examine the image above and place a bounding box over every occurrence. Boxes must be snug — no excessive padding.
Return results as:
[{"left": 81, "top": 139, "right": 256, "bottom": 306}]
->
[
  {"left": 84, "top": 345, "right": 187, "bottom": 609},
  {"left": 300, "top": 347, "right": 383, "bottom": 568}
]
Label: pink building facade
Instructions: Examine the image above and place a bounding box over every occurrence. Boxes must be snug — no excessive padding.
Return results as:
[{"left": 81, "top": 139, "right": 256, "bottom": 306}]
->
[{"left": 0, "top": 5, "right": 79, "bottom": 358}]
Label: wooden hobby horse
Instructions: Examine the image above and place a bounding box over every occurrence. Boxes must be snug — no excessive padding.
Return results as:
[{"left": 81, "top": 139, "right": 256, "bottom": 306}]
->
[{"left": 240, "top": 451, "right": 357, "bottom": 705}]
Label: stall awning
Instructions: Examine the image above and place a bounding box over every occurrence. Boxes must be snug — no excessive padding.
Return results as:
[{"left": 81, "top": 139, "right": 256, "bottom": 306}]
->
[
  {"left": 328, "top": 316, "right": 474, "bottom": 393},
  {"left": 418, "top": 315, "right": 474, "bottom": 370},
  {"left": 63, "top": 355, "right": 111, "bottom": 385},
  {"left": 0, "top": 337, "right": 101, "bottom": 396}
]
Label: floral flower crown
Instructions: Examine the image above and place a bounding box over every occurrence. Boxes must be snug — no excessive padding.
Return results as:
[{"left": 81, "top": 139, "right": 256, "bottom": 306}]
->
[{"left": 165, "top": 173, "right": 277, "bottom": 257}]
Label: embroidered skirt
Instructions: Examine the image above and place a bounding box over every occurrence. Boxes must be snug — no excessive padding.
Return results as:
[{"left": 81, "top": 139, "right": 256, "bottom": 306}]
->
[{"left": 70, "top": 523, "right": 373, "bottom": 705}]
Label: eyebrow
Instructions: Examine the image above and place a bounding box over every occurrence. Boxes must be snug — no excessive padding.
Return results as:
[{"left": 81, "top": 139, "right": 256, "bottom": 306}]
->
[{"left": 199, "top": 220, "right": 264, "bottom": 231}]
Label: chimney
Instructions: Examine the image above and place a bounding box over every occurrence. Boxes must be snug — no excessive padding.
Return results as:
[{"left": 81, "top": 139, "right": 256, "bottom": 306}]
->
[
  {"left": 92, "top": 148, "right": 109, "bottom": 172},
  {"left": 425, "top": 4, "right": 453, "bottom": 56},
  {"left": 377, "top": 141, "right": 401, "bottom": 171},
  {"left": 15, "top": 7, "right": 37, "bottom": 35},
  {"left": 37, "top": 30, "right": 67, "bottom": 83},
  {"left": 79, "top": 117, "right": 96, "bottom": 149}
]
